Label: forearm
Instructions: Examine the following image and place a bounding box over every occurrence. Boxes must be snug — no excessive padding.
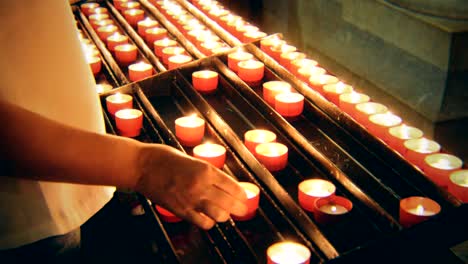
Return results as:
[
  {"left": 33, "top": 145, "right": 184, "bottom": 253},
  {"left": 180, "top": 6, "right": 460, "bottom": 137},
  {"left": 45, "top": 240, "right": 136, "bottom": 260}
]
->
[{"left": 0, "top": 99, "right": 143, "bottom": 189}]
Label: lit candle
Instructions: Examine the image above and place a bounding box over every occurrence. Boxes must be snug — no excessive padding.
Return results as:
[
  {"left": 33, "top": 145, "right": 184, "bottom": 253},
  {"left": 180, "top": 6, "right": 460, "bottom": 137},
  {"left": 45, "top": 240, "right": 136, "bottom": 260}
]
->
[
  {"left": 237, "top": 60, "right": 265, "bottom": 86},
  {"left": 154, "top": 38, "right": 177, "bottom": 57},
  {"left": 399, "top": 196, "right": 440, "bottom": 228},
  {"left": 232, "top": 182, "right": 261, "bottom": 221},
  {"left": 137, "top": 18, "right": 159, "bottom": 37},
  {"left": 219, "top": 14, "right": 242, "bottom": 28},
  {"left": 155, "top": 205, "right": 182, "bottom": 223},
  {"left": 120, "top": 1, "right": 141, "bottom": 12},
  {"left": 162, "top": 46, "right": 185, "bottom": 65},
  {"left": 262, "top": 81, "right": 292, "bottom": 106},
  {"left": 314, "top": 196, "right": 353, "bottom": 224},
  {"left": 115, "top": 44, "right": 138, "bottom": 66},
  {"left": 187, "top": 29, "right": 208, "bottom": 43},
  {"left": 195, "top": 34, "right": 221, "bottom": 47},
  {"left": 175, "top": 115, "right": 205, "bottom": 147},
  {"left": 89, "top": 13, "right": 109, "bottom": 22},
  {"left": 182, "top": 23, "right": 206, "bottom": 33},
  {"left": 96, "top": 83, "right": 113, "bottom": 94},
  {"left": 168, "top": 54, "right": 192, "bottom": 70},
  {"left": 449, "top": 170, "right": 468, "bottom": 202},
  {"left": 124, "top": 9, "right": 145, "bottom": 27},
  {"left": 208, "top": 8, "right": 230, "bottom": 23},
  {"left": 115, "top": 109, "right": 143, "bottom": 137},
  {"left": 279, "top": 52, "right": 306, "bottom": 71},
  {"left": 193, "top": 143, "right": 226, "bottom": 169},
  {"left": 354, "top": 102, "right": 388, "bottom": 127},
  {"left": 244, "top": 129, "right": 277, "bottom": 153},
  {"left": 291, "top": 58, "right": 318, "bottom": 77},
  {"left": 128, "top": 61, "right": 153, "bottom": 82},
  {"left": 423, "top": 153, "right": 463, "bottom": 188},
  {"left": 114, "top": 0, "right": 129, "bottom": 11},
  {"left": 227, "top": 50, "right": 254, "bottom": 73},
  {"left": 91, "top": 19, "right": 114, "bottom": 30},
  {"left": 192, "top": 70, "right": 219, "bottom": 93},
  {"left": 243, "top": 31, "right": 267, "bottom": 43},
  {"left": 86, "top": 56, "right": 101, "bottom": 76},
  {"left": 338, "top": 92, "right": 370, "bottom": 118},
  {"left": 255, "top": 142, "right": 288, "bottom": 172},
  {"left": 97, "top": 25, "right": 118, "bottom": 42},
  {"left": 322, "top": 82, "right": 354, "bottom": 105},
  {"left": 200, "top": 41, "right": 224, "bottom": 56},
  {"left": 297, "top": 66, "right": 326, "bottom": 83},
  {"left": 271, "top": 44, "right": 297, "bottom": 62},
  {"left": 403, "top": 138, "right": 441, "bottom": 168},
  {"left": 274, "top": 92, "right": 305, "bottom": 118},
  {"left": 90, "top": 7, "right": 108, "bottom": 15},
  {"left": 260, "top": 37, "right": 285, "bottom": 57},
  {"left": 387, "top": 125, "right": 423, "bottom": 154},
  {"left": 145, "top": 27, "right": 168, "bottom": 46},
  {"left": 234, "top": 24, "right": 259, "bottom": 40},
  {"left": 81, "top": 2, "right": 99, "bottom": 16},
  {"left": 107, "top": 33, "right": 129, "bottom": 52},
  {"left": 267, "top": 241, "right": 311, "bottom": 264},
  {"left": 298, "top": 179, "right": 336, "bottom": 213},
  {"left": 308, "top": 74, "right": 339, "bottom": 95},
  {"left": 105, "top": 93, "right": 133, "bottom": 117},
  {"left": 367, "top": 112, "right": 402, "bottom": 141},
  {"left": 227, "top": 19, "right": 246, "bottom": 35}
]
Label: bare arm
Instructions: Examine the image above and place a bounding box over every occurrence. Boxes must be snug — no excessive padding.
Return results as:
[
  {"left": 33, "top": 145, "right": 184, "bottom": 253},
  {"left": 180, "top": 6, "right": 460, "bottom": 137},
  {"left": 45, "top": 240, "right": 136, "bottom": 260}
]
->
[{"left": 0, "top": 100, "right": 247, "bottom": 229}]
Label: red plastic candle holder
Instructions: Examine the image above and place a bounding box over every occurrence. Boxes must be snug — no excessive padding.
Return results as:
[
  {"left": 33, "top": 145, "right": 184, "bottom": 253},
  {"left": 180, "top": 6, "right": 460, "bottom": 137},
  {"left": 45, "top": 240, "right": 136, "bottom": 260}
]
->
[
  {"left": 338, "top": 92, "right": 370, "bottom": 118},
  {"left": 368, "top": 112, "right": 403, "bottom": 142},
  {"left": 137, "top": 18, "right": 159, "bottom": 37},
  {"left": 128, "top": 61, "right": 153, "bottom": 82},
  {"left": 115, "top": 44, "right": 138, "bottom": 65},
  {"left": 297, "top": 66, "right": 326, "bottom": 84},
  {"left": 89, "top": 13, "right": 109, "bottom": 22},
  {"left": 308, "top": 74, "right": 339, "bottom": 95},
  {"left": 168, "top": 54, "right": 192, "bottom": 70},
  {"left": 274, "top": 93, "right": 305, "bottom": 118},
  {"left": 243, "top": 31, "right": 267, "bottom": 43},
  {"left": 298, "top": 179, "right": 336, "bottom": 213},
  {"left": 271, "top": 44, "right": 297, "bottom": 62},
  {"left": 96, "top": 83, "right": 113, "bottom": 94},
  {"left": 279, "top": 52, "right": 306, "bottom": 71},
  {"left": 238, "top": 60, "right": 265, "bottom": 86},
  {"left": 105, "top": 93, "right": 133, "bottom": 117},
  {"left": 120, "top": 1, "right": 141, "bottom": 12},
  {"left": 91, "top": 19, "right": 114, "bottom": 30},
  {"left": 227, "top": 50, "right": 254, "bottom": 73},
  {"left": 162, "top": 46, "right": 185, "bottom": 65},
  {"left": 314, "top": 196, "right": 353, "bottom": 224},
  {"left": 193, "top": 143, "right": 226, "bottom": 169},
  {"left": 86, "top": 56, "right": 102, "bottom": 76},
  {"left": 354, "top": 102, "right": 388, "bottom": 127},
  {"left": 260, "top": 37, "right": 285, "bottom": 57},
  {"left": 145, "top": 27, "right": 168, "bottom": 46},
  {"left": 154, "top": 38, "right": 177, "bottom": 57},
  {"left": 97, "top": 25, "right": 118, "bottom": 42},
  {"left": 232, "top": 182, "right": 260, "bottom": 221},
  {"left": 115, "top": 109, "right": 143, "bottom": 137},
  {"left": 90, "top": 7, "right": 108, "bottom": 15},
  {"left": 262, "top": 81, "right": 292, "bottom": 106},
  {"left": 81, "top": 3, "right": 99, "bottom": 16},
  {"left": 124, "top": 9, "right": 145, "bottom": 27},
  {"left": 322, "top": 82, "right": 354, "bottom": 105},
  {"left": 291, "top": 58, "right": 318, "bottom": 77},
  {"left": 175, "top": 115, "right": 205, "bottom": 147},
  {"left": 399, "top": 196, "right": 440, "bottom": 228},
  {"left": 155, "top": 205, "right": 182, "bottom": 223},
  {"left": 423, "top": 153, "right": 463, "bottom": 188},
  {"left": 255, "top": 142, "right": 288, "bottom": 172},
  {"left": 403, "top": 138, "right": 441, "bottom": 168},
  {"left": 192, "top": 70, "right": 219, "bottom": 93},
  {"left": 244, "top": 129, "right": 277, "bottom": 153},
  {"left": 267, "top": 241, "right": 311, "bottom": 264},
  {"left": 387, "top": 125, "right": 423, "bottom": 154},
  {"left": 107, "top": 33, "right": 129, "bottom": 52},
  {"left": 449, "top": 170, "right": 468, "bottom": 202}
]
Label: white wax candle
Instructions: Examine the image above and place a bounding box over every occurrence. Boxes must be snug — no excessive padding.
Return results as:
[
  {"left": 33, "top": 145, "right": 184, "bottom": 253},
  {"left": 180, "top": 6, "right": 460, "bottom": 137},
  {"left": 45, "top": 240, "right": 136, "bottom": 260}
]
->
[{"left": 319, "top": 204, "right": 348, "bottom": 215}]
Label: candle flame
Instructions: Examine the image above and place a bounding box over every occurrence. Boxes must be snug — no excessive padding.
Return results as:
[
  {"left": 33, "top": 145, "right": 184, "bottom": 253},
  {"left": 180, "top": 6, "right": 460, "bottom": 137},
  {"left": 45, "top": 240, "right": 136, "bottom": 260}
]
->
[
  {"left": 416, "top": 205, "right": 425, "bottom": 215},
  {"left": 331, "top": 205, "right": 337, "bottom": 212}
]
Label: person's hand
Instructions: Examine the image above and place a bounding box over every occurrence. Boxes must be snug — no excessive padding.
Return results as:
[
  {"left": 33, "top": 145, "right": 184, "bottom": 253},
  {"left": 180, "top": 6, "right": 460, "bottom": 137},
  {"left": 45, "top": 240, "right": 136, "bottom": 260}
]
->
[{"left": 134, "top": 144, "right": 248, "bottom": 229}]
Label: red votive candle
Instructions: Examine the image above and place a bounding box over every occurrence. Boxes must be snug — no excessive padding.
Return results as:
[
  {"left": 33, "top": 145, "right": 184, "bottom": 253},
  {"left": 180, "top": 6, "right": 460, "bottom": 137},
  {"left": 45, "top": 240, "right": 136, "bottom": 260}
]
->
[
  {"left": 137, "top": 18, "right": 159, "bottom": 37},
  {"left": 168, "top": 54, "right": 192, "bottom": 70},
  {"left": 255, "top": 142, "right": 288, "bottom": 172},
  {"left": 399, "top": 196, "right": 441, "bottom": 228},
  {"left": 297, "top": 66, "right": 326, "bottom": 83},
  {"left": 115, "top": 44, "right": 138, "bottom": 65},
  {"left": 338, "top": 92, "right": 370, "bottom": 118},
  {"left": 96, "top": 83, "right": 113, "bottom": 94},
  {"left": 208, "top": 8, "right": 229, "bottom": 23},
  {"left": 275, "top": 93, "right": 305, "bottom": 118},
  {"left": 354, "top": 102, "right": 388, "bottom": 127},
  {"left": 89, "top": 13, "right": 109, "bottom": 22},
  {"left": 234, "top": 24, "right": 259, "bottom": 40},
  {"left": 260, "top": 37, "right": 285, "bottom": 57},
  {"left": 423, "top": 153, "right": 463, "bottom": 188},
  {"left": 403, "top": 138, "right": 441, "bottom": 168},
  {"left": 449, "top": 170, "right": 468, "bottom": 202},
  {"left": 114, "top": 0, "right": 129, "bottom": 11},
  {"left": 91, "top": 19, "right": 114, "bottom": 30},
  {"left": 175, "top": 115, "right": 205, "bottom": 147},
  {"left": 232, "top": 182, "right": 261, "bottom": 221},
  {"left": 90, "top": 7, "right": 108, "bottom": 15},
  {"left": 124, "top": 9, "right": 145, "bottom": 27},
  {"left": 97, "top": 25, "right": 118, "bottom": 42},
  {"left": 279, "top": 52, "right": 306, "bottom": 71},
  {"left": 387, "top": 125, "right": 423, "bottom": 154},
  {"left": 128, "top": 61, "right": 153, "bottom": 82},
  {"left": 298, "top": 179, "right": 336, "bottom": 213},
  {"left": 81, "top": 2, "right": 99, "bottom": 16},
  {"left": 314, "top": 196, "right": 353, "bottom": 224},
  {"left": 145, "top": 27, "right": 168, "bottom": 46},
  {"left": 308, "top": 74, "right": 339, "bottom": 95},
  {"left": 368, "top": 112, "right": 403, "bottom": 142},
  {"left": 271, "top": 44, "right": 297, "bottom": 62},
  {"left": 200, "top": 41, "right": 224, "bottom": 56},
  {"left": 291, "top": 58, "right": 319, "bottom": 77},
  {"left": 227, "top": 19, "right": 246, "bottom": 35},
  {"left": 263, "top": 81, "right": 292, "bottom": 106},
  {"left": 238, "top": 60, "right": 265, "bottom": 86},
  {"left": 228, "top": 50, "right": 254, "bottom": 73},
  {"left": 154, "top": 38, "right": 177, "bottom": 57},
  {"left": 193, "top": 143, "right": 226, "bottom": 169},
  {"left": 86, "top": 56, "right": 102, "bottom": 76},
  {"left": 120, "top": 1, "right": 141, "bottom": 12},
  {"left": 322, "top": 82, "right": 354, "bottom": 105},
  {"left": 192, "top": 70, "right": 219, "bottom": 93},
  {"left": 106, "top": 93, "right": 133, "bottom": 117},
  {"left": 115, "top": 109, "right": 143, "bottom": 137},
  {"left": 107, "top": 33, "right": 129, "bottom": 52},
  {"left": 162, "top": 46, "right": 185, "bottom": 65},
  {"left": 155, "top": 205, "right": 182, "bottom": 223},
  {"left": 243, "top": 30, "right": 267, "bottom": 43},
  {"left": 267, "top": 241, "right": 311, "bottom": 264},
  {"left": 244, "top": 129, "right": 277, "bottom": 153}
]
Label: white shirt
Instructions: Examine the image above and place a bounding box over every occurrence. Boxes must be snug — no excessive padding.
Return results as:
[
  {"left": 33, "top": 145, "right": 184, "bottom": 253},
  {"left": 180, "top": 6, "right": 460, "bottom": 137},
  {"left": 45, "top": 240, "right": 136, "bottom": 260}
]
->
[{"left": 0, "top": 1, "right": 115, "bottom": 249}]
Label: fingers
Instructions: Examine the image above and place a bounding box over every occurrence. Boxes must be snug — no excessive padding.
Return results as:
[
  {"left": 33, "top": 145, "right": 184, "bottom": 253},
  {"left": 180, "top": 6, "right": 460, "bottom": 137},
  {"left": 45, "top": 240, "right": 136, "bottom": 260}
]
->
[
  {"left": 213, "top": 171, "right": 248, "bottom": 203},
  {"left": 185, "top": 210, "right": 216, "bottom": 230},
  {"left": 196, "top": 199, "right": 230, "bottom": 222},
  {"left": 205, "top": 185, "right": 248, "bottom": 217}
]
